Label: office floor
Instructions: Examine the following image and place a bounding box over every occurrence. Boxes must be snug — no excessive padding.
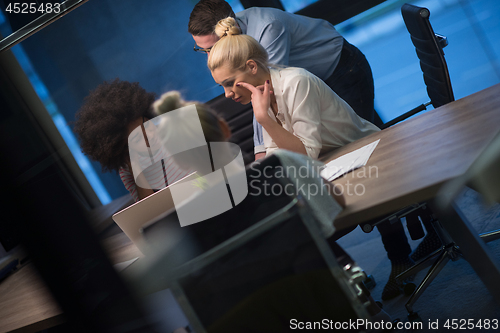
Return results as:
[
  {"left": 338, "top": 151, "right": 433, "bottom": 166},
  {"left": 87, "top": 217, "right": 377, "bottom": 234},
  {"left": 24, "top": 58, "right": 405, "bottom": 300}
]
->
[{"left": 337, "top": 187, "right": 500, "bottom": 330}]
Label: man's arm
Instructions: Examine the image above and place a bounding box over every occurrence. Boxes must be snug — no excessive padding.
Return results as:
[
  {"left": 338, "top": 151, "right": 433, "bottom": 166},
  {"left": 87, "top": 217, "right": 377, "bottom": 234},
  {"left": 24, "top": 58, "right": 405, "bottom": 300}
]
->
[
  {"left": 253, "top": 116, "right": 266, "bottom": 160},
  {"left": 258, "top": 20, "right": 291, "bottom": 66}
]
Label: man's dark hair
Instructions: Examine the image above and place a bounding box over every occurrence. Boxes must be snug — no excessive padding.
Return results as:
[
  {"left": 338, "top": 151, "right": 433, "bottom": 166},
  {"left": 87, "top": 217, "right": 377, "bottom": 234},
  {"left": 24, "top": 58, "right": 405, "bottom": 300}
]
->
[
  {"left": 188, "top": 0, "right": 235, "bottom": 36},
  {"left": 73, "top": 79, "right": 156, "bottom": 173}
]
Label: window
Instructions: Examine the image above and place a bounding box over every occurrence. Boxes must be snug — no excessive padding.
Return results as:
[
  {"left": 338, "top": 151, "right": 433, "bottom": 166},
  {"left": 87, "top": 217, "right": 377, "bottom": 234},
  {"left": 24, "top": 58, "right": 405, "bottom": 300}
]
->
[{"left": 1, "top": 0, "right": 498, "bottom": 203}]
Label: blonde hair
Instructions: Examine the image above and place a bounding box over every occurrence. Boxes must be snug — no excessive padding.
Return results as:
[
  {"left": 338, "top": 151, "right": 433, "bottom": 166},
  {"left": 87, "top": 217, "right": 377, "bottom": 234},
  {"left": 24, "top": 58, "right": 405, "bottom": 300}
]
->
[
  {"left": 207, "top": 17, "right": 268, "bottom": 72},
  {"left": 153, "top": 91, "right": 226, "bottom": 143}
]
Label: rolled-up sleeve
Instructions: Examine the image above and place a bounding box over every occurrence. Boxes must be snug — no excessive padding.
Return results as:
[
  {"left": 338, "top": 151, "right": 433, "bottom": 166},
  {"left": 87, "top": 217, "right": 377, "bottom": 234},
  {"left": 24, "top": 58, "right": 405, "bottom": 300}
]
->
[{"left": 285, "top": 75, "right": 323, "bottom": 159}]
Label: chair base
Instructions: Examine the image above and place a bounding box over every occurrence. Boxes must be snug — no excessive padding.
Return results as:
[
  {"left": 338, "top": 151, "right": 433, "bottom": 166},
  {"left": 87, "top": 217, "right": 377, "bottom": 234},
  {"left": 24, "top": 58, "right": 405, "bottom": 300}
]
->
[
  {"left": 397, "top": 226, "right": 500, "bottom": 318},
  {"left": 480, "top": 229, "right": 500, "bottom": 243},
  {"left": 399, "top": 243, "right": 462, "bottom": 316}
]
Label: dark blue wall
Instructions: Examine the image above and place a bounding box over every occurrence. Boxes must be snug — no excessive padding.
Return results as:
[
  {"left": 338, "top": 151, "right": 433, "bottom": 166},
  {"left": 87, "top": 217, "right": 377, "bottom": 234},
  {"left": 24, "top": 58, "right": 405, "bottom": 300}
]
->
[{"left": 18, "top": 0, "right": 222, "bottom": 199}]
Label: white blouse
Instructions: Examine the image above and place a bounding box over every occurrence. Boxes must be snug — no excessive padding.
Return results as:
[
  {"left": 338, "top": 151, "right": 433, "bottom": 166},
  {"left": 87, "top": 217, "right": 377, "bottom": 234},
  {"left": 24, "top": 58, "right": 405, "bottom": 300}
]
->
[{"left": 263, "top": 67, "right": 380, "bottom": 159}]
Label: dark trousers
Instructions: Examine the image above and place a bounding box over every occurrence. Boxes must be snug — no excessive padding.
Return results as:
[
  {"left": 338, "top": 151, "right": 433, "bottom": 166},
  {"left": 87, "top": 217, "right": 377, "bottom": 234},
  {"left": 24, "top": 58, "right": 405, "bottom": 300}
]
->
[
  {"left": 325, "top": 39, "right": 383, "bottom": 127},
  {"left": 376, "top": 219, "right": 412, "bottom": 262},
  {"left": 330, "top": 219, "right": 412, "bottom": 263}
]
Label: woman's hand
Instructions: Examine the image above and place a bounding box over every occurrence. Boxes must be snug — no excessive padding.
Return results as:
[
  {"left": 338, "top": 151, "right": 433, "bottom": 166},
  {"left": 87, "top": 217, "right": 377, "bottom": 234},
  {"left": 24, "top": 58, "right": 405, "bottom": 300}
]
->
[
  {"left": 237, "top": 80, "right": 272, "bottom": 125},
  {"left": 239, "top": 80, "right": 307, "bottom": 156}
]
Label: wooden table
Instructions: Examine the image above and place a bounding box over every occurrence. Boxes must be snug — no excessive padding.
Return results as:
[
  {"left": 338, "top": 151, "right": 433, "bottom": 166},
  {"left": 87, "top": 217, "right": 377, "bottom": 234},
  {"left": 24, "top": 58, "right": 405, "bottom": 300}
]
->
[
  {"left": 323, "top": 83, "right": 500, "bottom": 303},
  {"left": 324, "top": 83, "right": 500, "bottom": 229},
  {"left": 0, "top": 263, "right": 64, "bottom": 333},
  {"left": 2, "top": 84, "right": 500, "bottom": 332},
  {"left": 0, "top": 217, "right": 141, "bottom": 333}
]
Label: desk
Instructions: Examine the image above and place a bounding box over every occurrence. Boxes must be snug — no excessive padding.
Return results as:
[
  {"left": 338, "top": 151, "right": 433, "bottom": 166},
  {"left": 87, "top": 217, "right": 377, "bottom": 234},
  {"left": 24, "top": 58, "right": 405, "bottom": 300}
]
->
[
  {"left": 2, "top": 85, "right": 500, "bottom": 332},
  {"left": 0, "top": 229, "right": 141, "bottom": 333},
  {"left": 323, "top": 83, "right": 500, "bottom": 302},
  {"left": 325, "top": 83, "right": 500, "bottom": 229}
]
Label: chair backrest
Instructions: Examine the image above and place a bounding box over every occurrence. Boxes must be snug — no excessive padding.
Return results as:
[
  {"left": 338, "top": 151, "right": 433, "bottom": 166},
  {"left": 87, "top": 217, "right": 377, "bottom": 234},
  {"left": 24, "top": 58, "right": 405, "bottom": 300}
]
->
[
  {"left": 402, "top": 3, "right": 455, "bottom": 108},
  {"left": 206, "top": 93, "right": 254, "bottom": 165},
  {"left": 169, "top": 156, "right": 366, "bottom": 332},
  {"left": 134, "top": 155, "right": 369, "bottom": 332},
  {"left": 172, "top": 201, "right": 364, "bottom": 332}
]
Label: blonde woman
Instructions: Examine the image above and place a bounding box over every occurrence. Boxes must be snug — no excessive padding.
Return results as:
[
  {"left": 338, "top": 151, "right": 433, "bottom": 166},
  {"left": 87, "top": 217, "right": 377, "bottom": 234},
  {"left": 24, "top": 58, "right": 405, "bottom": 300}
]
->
[
  {"left": 207, "top": 17, "right": 425, "bottom": 301},
  {"left": 208, "top": 17, "right": 380, "bottom": 160}
]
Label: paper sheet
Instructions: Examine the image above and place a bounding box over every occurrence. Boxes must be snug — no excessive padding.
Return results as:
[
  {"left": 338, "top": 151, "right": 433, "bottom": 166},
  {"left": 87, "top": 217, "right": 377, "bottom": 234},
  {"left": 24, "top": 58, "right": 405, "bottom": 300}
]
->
[{"left": 320, "top": 139, "right": 380, "bottom": 181}]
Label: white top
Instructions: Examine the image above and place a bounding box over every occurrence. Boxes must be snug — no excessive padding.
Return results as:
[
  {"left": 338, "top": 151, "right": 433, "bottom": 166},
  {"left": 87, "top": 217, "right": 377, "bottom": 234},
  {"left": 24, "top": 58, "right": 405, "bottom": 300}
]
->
[{"left": 264, "top": 67, "right": 380, "bottom": 159}]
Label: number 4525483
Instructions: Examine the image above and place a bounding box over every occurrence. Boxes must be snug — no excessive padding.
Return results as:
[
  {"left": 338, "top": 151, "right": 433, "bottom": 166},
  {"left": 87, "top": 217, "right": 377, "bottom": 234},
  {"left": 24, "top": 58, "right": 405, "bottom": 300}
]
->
[
  {"left": 444, "top": 319, "right": 499, "bottom": 330},
  {"left": 6, "top": 3, "right": 61, "bottom": 14}
]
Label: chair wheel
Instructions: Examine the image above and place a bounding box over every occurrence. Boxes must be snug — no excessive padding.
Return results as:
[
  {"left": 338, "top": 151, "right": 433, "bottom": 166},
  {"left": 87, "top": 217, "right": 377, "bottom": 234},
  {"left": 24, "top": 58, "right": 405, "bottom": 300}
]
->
[
  {"left": 403, "top": 281, "right": 417, "bottom": 295},
  {"left": 408, "top": 311, "right": 422, "bottom": 322},
  {"left": 362, "top": 223, "right": 373, "bottom": 233},
  {"left": 363, "top": 274, "right": 376, "bottom": 290}
]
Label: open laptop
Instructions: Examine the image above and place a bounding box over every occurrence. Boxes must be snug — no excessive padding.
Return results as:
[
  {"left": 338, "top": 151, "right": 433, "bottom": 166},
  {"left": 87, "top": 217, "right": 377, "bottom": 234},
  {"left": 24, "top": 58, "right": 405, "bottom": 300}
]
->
[{"left": 112, "top": 171, "right": 198, "bottom": 255}]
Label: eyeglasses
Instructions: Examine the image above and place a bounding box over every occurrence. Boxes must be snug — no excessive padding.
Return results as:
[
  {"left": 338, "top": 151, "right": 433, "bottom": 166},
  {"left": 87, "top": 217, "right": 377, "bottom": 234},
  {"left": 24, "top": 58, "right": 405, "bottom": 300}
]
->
[{"left": 193, "top": 43, "right": 213, "bottom": 54}]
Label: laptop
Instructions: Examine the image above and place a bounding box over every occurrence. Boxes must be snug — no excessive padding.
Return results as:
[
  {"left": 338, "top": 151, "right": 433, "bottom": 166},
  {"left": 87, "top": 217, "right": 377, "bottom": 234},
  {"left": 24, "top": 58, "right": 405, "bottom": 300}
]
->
[{"left": 112, "top": 171, "right": 198, "bottom": 255}]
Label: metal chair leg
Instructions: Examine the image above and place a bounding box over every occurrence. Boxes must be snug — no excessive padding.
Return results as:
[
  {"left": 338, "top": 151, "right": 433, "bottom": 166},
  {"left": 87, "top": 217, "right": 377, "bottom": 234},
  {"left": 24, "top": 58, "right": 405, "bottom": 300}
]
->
[
  {"left": 405, "top": 245, "right": 459, "bottom": 316},
  {"left": 480, "top": 229, "right": 500, "bottom": 243},
  {"left": 397, "top": 218, "right": 452, "bottom": 282},
  {"left": 397, "top": 246, "right": 443, "bottom": 281}
]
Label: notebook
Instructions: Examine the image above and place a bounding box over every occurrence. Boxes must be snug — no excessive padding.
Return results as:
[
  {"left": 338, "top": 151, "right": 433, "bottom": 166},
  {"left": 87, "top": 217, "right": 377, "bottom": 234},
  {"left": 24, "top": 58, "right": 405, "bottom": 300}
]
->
[{"left": 112, "top": 171, "right": 198, "bottom": 255}]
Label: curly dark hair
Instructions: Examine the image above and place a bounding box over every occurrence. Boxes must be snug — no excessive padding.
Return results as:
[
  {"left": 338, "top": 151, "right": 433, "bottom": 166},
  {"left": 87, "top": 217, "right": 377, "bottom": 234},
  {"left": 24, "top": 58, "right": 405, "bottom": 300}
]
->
[{"left": 73, "top": 79, "right": 156, "bottom": 173}]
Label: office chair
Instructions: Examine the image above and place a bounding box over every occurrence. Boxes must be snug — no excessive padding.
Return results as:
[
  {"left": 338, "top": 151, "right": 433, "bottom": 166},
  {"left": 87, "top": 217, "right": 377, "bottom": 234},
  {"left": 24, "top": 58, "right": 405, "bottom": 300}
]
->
[
  {"left": 361, "top": 4, "right": 500, "bottom": 318},
  {"left": 380, "top": 3, "right": 454, "bottom": 130},
  {"left": 396, "top": 132, "right": 500, "bottom": 321},
  {"left": 362, "top": 2, "right": 456, "bottom": 232},
  {"left": 129, "top": 153, "right": 381, "bottom": 332},
  {"left": 358, "top": 2, "right": 458, "bottom": 299}
]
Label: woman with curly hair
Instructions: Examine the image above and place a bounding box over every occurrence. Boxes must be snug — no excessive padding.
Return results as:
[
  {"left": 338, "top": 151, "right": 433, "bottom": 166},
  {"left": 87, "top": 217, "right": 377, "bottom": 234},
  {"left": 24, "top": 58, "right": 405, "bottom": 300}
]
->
[
  {"left": 76, "top": 84, "right": 391, "bottom": 328},
  {"left": 74, "top": 79, "right": 194, "bottom": 201}
]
